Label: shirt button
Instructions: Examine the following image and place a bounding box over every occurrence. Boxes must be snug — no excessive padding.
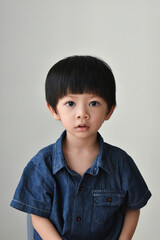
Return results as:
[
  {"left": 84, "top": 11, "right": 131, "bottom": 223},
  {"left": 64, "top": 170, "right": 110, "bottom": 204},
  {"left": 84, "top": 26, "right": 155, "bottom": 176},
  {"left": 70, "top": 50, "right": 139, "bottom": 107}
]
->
[
  {"left": 76, "top": 217, "right": 81, "bottom": 222},
  {"left": 79, "top": 186, "right": 84, "bottom": 191},
  {"left": 107, "top": 197, "right": 112, "bottom": 202}
]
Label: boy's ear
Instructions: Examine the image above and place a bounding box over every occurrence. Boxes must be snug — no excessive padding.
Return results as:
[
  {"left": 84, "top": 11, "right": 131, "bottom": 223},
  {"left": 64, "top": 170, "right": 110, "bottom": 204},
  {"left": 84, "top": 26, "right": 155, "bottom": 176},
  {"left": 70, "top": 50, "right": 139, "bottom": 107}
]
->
[
  {"left": 104, "top": 105, "right": 115, "bottom": 121},
  {"left": 46, "top": 102, "right": 60, "bottom": 120}
]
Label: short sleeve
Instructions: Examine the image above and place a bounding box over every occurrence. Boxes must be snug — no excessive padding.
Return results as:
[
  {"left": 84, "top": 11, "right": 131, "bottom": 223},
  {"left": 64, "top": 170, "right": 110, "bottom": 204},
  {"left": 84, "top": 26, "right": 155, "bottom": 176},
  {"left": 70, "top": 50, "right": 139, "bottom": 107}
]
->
[
  {"left": 10, "top": 157, "right": 54, "bottom": 218},
  {"left": 122, "top": 154, "right": 151, "bottom": 210}
]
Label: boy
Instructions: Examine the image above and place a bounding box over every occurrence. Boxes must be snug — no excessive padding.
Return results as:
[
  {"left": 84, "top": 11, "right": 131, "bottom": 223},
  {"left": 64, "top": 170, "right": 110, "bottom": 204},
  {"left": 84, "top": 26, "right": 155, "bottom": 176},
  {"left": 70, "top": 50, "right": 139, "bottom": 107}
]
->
[{"left": 10, "top": 56, "right": 151, "bottom": 240}]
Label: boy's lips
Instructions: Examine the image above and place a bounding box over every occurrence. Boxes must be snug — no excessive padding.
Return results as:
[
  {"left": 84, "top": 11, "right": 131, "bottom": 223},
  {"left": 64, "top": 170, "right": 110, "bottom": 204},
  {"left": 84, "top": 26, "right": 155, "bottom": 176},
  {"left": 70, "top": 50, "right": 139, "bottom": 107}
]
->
[{"left": 75, "top": 124, "right": 89, "bottom": 131}]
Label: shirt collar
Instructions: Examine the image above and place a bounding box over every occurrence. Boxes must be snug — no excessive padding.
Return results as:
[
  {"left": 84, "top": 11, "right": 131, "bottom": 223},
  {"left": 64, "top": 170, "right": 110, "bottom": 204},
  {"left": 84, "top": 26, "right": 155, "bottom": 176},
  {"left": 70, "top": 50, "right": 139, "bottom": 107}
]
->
[
  {"left": 52, "top": 130, "right": 112, "bottom": 175},
  {"left": 52, "top": 131, "right": 67, "bottom": 175},
  {"left": 86, "top": 132, "right": 112, "bottom": 176}
]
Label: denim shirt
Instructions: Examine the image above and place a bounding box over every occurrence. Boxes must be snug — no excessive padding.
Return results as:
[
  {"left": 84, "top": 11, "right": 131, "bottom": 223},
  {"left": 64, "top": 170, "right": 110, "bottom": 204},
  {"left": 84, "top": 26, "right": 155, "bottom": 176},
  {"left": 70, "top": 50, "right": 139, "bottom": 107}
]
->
[{"left": 10, "top": 131, "right": 151, "bottom": 240}]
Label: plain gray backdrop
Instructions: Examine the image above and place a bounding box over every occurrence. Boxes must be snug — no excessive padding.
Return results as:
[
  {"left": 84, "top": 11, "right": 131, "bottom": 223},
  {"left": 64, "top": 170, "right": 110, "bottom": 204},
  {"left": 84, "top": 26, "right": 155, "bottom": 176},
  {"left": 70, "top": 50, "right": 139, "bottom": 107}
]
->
[{"left": 1, "top": 0, "right": 160, "bottom": 239}]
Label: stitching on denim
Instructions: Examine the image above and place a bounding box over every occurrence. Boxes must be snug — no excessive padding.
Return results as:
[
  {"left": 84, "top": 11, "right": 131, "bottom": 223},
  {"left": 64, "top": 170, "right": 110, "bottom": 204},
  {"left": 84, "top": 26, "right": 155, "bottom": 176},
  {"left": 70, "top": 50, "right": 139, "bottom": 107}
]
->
[
  {"left": 127, "top": 190, "right": 151, "bottom": 207},
  {"left": 92, "top": 190, "right": 124, "bottom": 197},
  {"left": 12, "top": 199, "right": 50, "bottom": 213}
]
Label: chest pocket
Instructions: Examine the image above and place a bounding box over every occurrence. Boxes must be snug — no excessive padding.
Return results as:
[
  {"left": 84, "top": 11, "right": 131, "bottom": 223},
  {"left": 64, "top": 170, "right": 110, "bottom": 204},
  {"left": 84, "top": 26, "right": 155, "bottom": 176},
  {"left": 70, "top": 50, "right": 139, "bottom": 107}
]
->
[{"left": 92, "top": 190, "right": 125, "bottom": 224}]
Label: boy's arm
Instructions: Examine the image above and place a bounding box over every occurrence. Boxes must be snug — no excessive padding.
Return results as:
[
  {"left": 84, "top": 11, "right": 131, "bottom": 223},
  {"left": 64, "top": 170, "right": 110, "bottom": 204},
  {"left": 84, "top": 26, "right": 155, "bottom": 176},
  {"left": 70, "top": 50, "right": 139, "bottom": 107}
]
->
[
  {"left": 118, "top": 208, "right": 140, "bottom": 240},
  {"left": 31, "top": 214, "right": 62, "bottom": 240}
]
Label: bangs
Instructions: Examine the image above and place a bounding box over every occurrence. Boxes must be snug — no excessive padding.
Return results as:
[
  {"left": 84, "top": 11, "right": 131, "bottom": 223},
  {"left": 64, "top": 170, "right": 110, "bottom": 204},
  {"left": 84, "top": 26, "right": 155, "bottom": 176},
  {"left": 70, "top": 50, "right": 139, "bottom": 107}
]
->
[
  {"left": 45, "top": 55, "right": 116, "bottom": 111},
  {"left": 57, "top": 65, "right": 104, "bottom": 97},
  {"left": 55, "top": 56, "right": 113, "bottom": 98}
]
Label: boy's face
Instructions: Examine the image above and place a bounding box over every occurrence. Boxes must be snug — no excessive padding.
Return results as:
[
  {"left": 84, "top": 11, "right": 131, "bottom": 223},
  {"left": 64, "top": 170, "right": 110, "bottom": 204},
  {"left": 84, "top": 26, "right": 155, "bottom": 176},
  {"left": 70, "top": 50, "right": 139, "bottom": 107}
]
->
[{"left": 48, "top": 93, "right": 114, "bottom": 140}]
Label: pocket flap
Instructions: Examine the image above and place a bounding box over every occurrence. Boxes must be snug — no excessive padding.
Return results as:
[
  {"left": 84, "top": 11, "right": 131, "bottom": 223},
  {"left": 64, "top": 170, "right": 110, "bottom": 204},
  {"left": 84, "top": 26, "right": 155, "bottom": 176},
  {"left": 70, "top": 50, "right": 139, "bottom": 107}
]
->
[{"left": 93, "top": 191, "right": 124, "bottom": 207}]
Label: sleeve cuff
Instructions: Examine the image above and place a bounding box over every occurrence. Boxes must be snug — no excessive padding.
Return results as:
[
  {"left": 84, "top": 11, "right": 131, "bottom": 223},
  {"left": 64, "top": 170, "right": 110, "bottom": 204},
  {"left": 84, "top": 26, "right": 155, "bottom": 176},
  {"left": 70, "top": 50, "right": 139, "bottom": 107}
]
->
[
  {"left": 127, "top": 190, "right": 152, "bottom": 210},
  {"left": 10, "top": 199, "right": 50, "bottom": 218}
]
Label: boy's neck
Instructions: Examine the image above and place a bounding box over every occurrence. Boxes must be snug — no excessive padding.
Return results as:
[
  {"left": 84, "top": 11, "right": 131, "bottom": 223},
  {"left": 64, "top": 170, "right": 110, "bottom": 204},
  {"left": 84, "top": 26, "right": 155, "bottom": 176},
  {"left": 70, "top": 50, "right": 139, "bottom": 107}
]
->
[
  {"left": 62, "top": 131, "right": 100, "bottom": 176},
  {"left": 63, "top": 131, "right": 99, "bottom": 151}
]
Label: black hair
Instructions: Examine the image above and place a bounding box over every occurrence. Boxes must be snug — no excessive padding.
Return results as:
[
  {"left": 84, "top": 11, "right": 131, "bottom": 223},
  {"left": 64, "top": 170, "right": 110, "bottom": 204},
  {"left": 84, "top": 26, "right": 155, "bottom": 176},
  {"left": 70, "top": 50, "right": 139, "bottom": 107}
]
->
[{"left": 45, "top": 55, "right": 116, "bottom": 112}]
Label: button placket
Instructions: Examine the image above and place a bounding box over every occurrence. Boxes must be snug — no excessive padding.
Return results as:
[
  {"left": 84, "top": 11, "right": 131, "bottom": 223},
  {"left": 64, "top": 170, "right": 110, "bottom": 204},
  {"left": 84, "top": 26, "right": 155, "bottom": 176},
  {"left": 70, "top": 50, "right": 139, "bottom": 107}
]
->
[{"left": 70, "top": 179, "right": 86, "bottom": 236}]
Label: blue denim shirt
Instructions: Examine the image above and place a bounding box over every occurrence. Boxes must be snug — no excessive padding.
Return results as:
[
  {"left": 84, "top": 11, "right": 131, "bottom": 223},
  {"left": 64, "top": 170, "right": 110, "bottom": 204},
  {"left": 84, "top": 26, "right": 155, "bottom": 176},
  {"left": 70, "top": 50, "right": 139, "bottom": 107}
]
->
[{"left": 10, "top": 131, "right": 151, "bottom": 240}]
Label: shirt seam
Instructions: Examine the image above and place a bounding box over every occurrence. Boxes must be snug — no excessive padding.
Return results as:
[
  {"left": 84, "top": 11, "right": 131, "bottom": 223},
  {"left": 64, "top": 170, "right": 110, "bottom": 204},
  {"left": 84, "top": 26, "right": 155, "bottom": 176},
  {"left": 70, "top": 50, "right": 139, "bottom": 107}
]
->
[
  {"left": 12, "top": 199, "right": 50, "bottom": 213},
  {"left": 30, "top": 151, "right": 52, "bottom": 171}
]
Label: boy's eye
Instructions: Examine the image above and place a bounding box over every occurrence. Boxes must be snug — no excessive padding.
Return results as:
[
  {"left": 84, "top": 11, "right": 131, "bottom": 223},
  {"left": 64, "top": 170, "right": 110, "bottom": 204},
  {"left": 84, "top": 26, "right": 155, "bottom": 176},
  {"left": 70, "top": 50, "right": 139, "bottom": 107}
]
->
[
  {"left": 66, "top": 101, "right": 75, "bottom": 107},
  {"left": 89, "top": 101, "right": 99, "bottom": 107}
]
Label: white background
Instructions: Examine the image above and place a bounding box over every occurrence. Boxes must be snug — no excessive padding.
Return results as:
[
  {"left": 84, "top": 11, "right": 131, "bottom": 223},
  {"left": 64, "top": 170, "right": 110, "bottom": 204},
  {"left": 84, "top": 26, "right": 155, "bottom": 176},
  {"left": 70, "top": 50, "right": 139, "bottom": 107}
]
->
[{"left": 1, "top": 0, "right": 160, "bottom": 239}]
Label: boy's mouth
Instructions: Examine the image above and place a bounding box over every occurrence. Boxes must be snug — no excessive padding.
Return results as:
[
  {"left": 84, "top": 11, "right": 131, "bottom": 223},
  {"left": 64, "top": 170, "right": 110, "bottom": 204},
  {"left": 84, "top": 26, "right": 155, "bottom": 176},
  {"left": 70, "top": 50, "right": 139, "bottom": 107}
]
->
[{"left": 76, "top": 124, "right": 89, "bottom": 131}]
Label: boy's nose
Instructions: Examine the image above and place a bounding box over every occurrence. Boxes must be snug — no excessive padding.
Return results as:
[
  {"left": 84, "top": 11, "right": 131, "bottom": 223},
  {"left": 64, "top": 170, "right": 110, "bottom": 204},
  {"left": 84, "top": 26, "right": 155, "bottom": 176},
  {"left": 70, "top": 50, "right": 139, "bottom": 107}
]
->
[{"left": 76, "top": 107, "right": 89, "bottom": 119}]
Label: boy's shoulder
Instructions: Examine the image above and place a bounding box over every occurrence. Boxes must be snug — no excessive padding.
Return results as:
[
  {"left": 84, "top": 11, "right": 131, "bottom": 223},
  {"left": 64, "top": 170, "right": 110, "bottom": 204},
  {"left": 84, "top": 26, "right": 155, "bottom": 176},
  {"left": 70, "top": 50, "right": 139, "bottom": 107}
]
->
[
  {"left": 28, "top": 142, "right": 56, "bottom": 170},
  {"left": 102, "top": 141, "right": 135, "bottom": 170},
  {"left": 103, "top": 141, "right": 129, "bottom": 159}
]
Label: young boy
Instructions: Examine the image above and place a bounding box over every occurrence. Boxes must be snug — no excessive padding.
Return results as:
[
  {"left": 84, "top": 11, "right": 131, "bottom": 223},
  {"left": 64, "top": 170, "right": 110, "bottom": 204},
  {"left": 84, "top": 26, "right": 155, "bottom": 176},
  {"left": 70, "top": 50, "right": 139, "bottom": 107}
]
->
[{"left": 10, "top": 56, "right": 151, "bottom": 240}]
